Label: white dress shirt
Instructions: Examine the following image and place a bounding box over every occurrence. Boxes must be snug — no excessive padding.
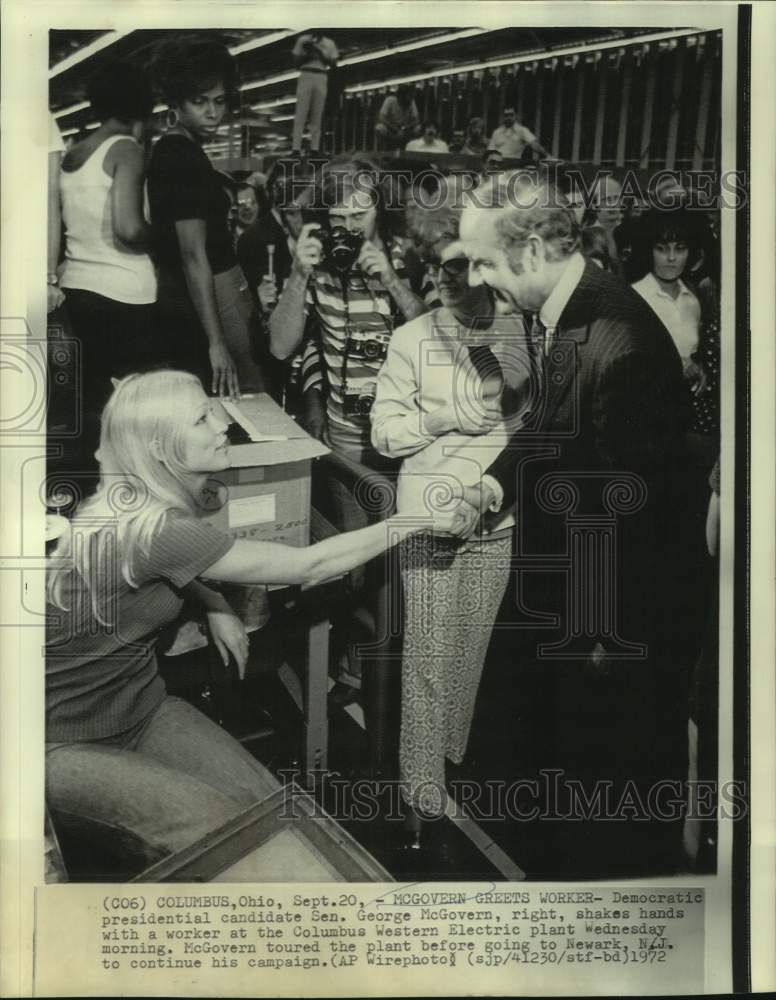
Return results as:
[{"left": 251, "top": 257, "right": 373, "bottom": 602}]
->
[
  {"left": 631, "top": 272, "right": 700, "bottom": 361},
  {"left": 488, "top": 122, "right": 536, "bottom": 158},
  {"left": 481, "top": 251, "right": 587, "bottom": 511},
  {"left": 405, "top": 137, "right": 450, "bottom": 153}
]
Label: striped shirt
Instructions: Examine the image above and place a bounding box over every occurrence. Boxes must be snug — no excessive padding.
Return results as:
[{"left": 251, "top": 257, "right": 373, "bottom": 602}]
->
[{"left": 304, "top": 237, "right": 411, "bottom": 446}]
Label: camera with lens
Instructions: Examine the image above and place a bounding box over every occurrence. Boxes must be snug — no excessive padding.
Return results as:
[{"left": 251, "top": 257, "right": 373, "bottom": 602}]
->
[
  {"left": 310, "top": 225, "right": 364, "bottom": 275},
  {"left": 342, "top": 389, "right": 376, "bottom": 418},
  {"left": 346, "top": 328, "right": 391, "bottom": 362}
]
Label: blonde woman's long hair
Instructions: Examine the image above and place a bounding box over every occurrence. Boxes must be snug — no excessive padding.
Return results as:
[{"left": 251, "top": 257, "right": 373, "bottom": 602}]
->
[{"left": 47, "top": 370, "right": 211, "bottom": 624}]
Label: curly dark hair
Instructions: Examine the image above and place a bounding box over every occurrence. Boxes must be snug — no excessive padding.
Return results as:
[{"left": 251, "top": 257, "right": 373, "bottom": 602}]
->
[
  {"left": 629, "top": 208, "right": 703, "bottom": 282},
  {"left": 87, "top": 61, "right": 154, "bottom": 124},
  {"left": 151, "top": 36, "right": 238, "bottom": 108}
]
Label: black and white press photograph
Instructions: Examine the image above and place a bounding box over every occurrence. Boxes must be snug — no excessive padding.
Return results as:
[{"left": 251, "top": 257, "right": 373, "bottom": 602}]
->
[{"left": 40, "top": 15, "right": 741, "bottom": 892}]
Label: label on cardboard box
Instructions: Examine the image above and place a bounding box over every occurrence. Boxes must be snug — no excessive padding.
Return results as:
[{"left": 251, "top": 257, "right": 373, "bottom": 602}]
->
[{"left": 228, "top": 494, "right": 276, "bottom": 529}]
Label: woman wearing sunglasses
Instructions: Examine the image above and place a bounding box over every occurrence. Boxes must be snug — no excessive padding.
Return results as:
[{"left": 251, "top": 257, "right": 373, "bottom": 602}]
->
[{"left": 371, "top": 205, "right": 533, "bottom": 843}]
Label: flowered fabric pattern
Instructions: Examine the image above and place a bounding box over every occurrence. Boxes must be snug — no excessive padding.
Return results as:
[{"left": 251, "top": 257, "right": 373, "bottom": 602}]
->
[{"left": 399, "top": 532, "right": 512, "bottom": 816}]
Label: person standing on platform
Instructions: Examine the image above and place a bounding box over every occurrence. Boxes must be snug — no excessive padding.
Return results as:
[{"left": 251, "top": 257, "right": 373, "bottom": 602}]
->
[{"left": 291, "top": 31, "right": 338, "bottom": 155}]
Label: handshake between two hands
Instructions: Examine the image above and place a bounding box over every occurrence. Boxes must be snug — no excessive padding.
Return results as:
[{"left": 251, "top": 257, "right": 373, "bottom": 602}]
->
[{"left": 415, "top": 481, "right": 497, "bottom": 541}]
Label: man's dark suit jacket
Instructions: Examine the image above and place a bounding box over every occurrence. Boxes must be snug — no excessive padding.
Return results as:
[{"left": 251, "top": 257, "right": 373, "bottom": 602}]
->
[
  {"left": 487, "top": 259, "right": 693, "bottom": 647},
  {"left": 484, "top": 261, "right": 698, "bottom": 874}
]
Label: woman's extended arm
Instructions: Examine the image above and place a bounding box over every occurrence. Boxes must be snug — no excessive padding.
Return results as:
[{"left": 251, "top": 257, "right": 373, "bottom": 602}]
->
[
  {"left": 175, "top": 218, "right": 239, "bottom": 398},
  {"left": 109, "top": 139, "right": 153, "bottom": 250},
  {"left": 202, "top": 515, "right": 433, "bottom": 589}
]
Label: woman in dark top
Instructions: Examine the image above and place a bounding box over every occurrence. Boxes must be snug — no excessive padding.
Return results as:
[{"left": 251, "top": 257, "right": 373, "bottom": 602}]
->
[{"left": 147, "top": 38, "right": 265, "bottom": 398}]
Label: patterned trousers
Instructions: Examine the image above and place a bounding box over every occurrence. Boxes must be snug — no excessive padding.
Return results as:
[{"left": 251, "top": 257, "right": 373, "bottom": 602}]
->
[{"left": 399, "top": 532, "right": 512, "bottom": 815}]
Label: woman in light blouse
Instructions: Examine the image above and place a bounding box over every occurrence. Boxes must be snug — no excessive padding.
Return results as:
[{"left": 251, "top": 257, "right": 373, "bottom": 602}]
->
[{"left": 371, "top": 206, "right": 533, "bottom": 835}]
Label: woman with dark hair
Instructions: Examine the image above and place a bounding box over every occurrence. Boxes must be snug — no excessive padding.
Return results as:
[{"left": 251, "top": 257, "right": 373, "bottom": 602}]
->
[
  {"left": 630, "top": 208, "right": 706, "bottom": 395},
  {"left": 58, "top": 60, "right": 157, "bottom": 438},
  {"left": 147, "top": 37, "right": 265, "bottom": 398},
  {"left": 631, "top": 208, "right": 718, "bottom": 661}
]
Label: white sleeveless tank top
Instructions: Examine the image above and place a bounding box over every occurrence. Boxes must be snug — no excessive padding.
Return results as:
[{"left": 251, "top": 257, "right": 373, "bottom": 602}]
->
[{"left": 60, "top": 134, "right": 156, "bottom": 304}]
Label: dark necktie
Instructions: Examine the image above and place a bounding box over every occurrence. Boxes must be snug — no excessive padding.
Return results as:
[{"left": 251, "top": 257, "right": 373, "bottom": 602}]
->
[
  {"left": 529, "top": 313, "right": 548, "bottom": 393},
  {"left": 467, "top": 344, "right": 504, "bottom": 407}
]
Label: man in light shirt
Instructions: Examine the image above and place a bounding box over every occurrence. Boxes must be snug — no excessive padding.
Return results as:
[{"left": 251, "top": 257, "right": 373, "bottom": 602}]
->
[
  {"left": 488, "top": 106, "right": 549, "bottom": 160},
  {"left": 405, "top": 121, "right": 449, "bottom": 154},
  {"left": 447, "top": 170, "right": 696, "bottom": 877}
]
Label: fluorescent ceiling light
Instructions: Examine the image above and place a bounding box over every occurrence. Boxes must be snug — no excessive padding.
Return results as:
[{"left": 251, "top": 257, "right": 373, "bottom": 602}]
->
[
  {"left": 49, "top": 30, "right": 132, "bottom": 78},
  {"left": 229, "top": 29, "right": 303, "bottom": 56},
  {"left": 345, "top": 27, "right": 707, "bottom": 93},
  {"left": 251, "top": 97, "right": 296, "bottom": 111},
  {"left": 239, "top": 27, "right": 497, "bottom": 94},
  {"left": 240, "top": 70, "right": 299, "bottom": 93},
  {"left": 53, "top": 100, "right": 90, "bottom": 119},
  {"left": 338, "top": 27, "right": 493, "bottom": 68},
  {"left": 269, "top": 115, "right": 294, "bottom": 123}
]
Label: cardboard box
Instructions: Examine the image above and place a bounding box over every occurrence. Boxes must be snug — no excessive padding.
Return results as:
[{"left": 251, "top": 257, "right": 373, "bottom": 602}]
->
[{"left": 198, "top": 393, "right": 329, "bottom": 548}]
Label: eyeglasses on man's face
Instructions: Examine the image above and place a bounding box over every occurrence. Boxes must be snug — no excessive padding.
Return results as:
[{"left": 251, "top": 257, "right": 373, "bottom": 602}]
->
[{"left": 421, "top": 256, "right": 469, "bottom": 278}]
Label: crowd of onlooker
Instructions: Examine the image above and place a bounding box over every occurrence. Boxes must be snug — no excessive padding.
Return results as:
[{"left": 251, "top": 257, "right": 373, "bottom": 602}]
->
[
  {"left": 373, "top": 86, "right": 551, "bottom": 168},
  {"left": 47, "top": 35, "right": 723, "bottom": 877}
]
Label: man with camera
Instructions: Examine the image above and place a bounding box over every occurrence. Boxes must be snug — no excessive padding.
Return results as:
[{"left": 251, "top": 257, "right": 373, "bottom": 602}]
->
[{"left": 269, "top": 158, "right": 426, "bottom": 467}]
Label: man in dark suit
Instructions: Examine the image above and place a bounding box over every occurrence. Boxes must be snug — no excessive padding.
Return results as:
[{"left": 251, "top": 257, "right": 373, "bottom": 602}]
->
[{"left": 449, "top": 170, "right": 697, "bottom": 876}]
